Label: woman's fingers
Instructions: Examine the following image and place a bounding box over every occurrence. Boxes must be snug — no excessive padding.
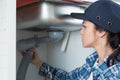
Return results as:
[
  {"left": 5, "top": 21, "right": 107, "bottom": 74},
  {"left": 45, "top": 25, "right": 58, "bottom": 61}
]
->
[
  {"left": 18, "top": 51, "right": 26, "bottom": 56},
  {"left": 18, "top": 48, "right": 42, "bottom": 68}
]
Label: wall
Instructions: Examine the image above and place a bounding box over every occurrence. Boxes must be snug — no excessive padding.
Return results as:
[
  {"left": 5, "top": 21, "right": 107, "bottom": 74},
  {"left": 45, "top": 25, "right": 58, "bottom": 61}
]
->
[
  {"left": 16, "top": 30, "right": 47, "bottom": 80},
  {"left": 0, "top": 0, "right": 16, "bottom": 80},
  {"left": 47, "top": 31, "right": 95, "bottom": 72}
]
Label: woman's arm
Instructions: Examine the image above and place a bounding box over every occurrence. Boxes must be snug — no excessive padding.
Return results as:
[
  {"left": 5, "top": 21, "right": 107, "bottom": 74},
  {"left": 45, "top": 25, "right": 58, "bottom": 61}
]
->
[
  {"left": 39, "top": 62, "right": 89, "bottom": 80},
  {"left": 20, "top": 48, "right": 89, "bottom": 80}
]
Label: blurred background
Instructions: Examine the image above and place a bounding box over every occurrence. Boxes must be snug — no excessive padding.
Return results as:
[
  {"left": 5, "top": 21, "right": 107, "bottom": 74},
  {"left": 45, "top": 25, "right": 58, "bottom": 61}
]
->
[{"left": 16, "top": 0, "right": 120, "bottom": 80}]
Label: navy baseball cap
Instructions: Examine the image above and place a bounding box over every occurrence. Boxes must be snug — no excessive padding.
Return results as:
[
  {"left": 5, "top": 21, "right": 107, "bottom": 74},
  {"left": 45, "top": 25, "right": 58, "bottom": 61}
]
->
[{"left": 71, "top": 0, "right": 120, "bottom": 33}]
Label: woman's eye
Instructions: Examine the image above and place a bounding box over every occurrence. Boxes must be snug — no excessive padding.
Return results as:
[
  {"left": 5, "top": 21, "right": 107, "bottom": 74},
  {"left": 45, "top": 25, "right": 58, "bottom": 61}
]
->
[{"left": 83, "top": 25, "right": 86, "bottom": 28}]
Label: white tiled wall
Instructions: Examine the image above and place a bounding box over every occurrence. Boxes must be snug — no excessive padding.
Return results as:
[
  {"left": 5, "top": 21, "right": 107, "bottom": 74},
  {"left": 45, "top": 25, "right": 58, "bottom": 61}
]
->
[{"left": 0, "top": 0, "right": 16, "bottom": 80}]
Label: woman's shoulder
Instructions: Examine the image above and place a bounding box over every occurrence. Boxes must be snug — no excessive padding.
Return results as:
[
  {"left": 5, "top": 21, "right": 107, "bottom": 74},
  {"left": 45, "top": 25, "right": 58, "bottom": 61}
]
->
[{"left": 99, "top": 62, "right": 120, "bottom": 79}]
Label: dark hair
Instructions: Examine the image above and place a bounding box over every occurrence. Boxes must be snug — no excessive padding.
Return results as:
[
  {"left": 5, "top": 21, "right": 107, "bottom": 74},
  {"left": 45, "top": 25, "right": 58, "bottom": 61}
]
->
[
  {"left": 95, "top": 24, "right": 120, "bottom": 67},
  {"left": 107, "top": 32, "right": 120, "bottom": 67}
]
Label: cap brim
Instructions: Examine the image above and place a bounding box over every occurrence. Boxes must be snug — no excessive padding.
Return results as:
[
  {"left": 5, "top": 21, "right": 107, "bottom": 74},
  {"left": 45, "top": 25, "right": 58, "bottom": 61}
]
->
[{"left": 70, "top": 13, "right": 86, "bottom": 20}]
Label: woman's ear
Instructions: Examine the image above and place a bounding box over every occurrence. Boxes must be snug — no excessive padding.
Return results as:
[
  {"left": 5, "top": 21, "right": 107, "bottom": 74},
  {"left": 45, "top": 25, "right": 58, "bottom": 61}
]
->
[{"left": 97, "top": 30, "right": 107, "bottom": 38}]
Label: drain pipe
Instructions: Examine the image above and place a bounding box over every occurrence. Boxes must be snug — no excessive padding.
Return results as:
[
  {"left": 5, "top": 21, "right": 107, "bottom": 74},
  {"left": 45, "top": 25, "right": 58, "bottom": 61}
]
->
[{"left": 17, "top": 31, "right": 64, "bottom": 80}]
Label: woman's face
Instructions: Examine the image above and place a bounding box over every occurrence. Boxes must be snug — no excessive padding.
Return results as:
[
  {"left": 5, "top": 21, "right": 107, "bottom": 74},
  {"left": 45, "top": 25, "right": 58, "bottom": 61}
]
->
[{"left": 80, "top": 20, "right": 99, "bottom": 48}]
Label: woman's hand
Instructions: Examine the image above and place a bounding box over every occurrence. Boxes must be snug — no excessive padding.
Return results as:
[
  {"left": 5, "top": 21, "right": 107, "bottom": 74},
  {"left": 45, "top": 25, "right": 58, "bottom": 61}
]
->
[{"left": 20, "top": 48, "right": 43, "bottom": 69}]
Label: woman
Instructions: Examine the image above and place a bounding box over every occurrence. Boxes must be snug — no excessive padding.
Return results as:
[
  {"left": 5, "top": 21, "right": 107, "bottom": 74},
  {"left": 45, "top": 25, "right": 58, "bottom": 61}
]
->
[{"left": 21, "top": 0, "right": 120, "bottom": 80}]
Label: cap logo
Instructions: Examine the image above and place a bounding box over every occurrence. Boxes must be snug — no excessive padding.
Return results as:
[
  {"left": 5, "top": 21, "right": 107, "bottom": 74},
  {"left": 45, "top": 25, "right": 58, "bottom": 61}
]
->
[{"left": 107, "top": 21, "right": 112, "bottom": 26}]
